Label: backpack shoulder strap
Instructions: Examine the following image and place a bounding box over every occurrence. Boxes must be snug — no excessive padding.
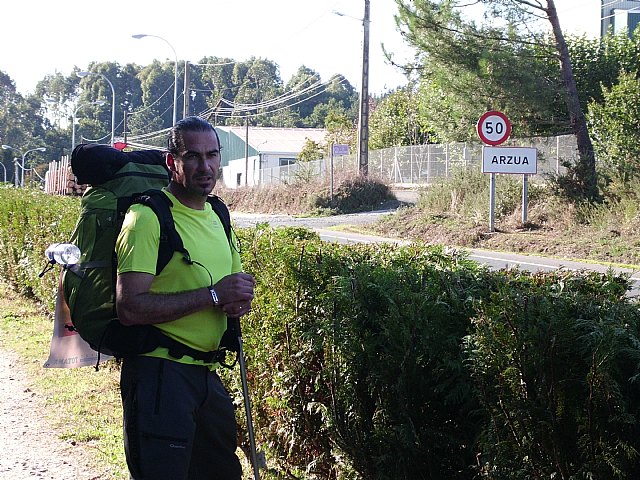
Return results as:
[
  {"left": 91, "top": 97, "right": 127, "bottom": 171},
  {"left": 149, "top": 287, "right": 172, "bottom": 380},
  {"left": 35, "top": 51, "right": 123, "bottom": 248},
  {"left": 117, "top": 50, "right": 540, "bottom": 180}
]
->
[
  {"left": 208, "top": 195, "right": 240, "bottom": 253},
  {"left": 207, "top": 195, "right": 232, "bottom": 243},
  {"left": 132, "top": 189, "right": 191, "bottom": 274}
]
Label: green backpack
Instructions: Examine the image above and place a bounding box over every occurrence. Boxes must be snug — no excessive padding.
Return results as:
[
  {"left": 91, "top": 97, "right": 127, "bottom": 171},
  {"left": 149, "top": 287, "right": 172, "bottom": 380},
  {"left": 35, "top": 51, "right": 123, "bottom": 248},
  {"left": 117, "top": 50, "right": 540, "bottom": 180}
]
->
[{"left": 62, "top": 144, "right": 237, "bottom": 365}]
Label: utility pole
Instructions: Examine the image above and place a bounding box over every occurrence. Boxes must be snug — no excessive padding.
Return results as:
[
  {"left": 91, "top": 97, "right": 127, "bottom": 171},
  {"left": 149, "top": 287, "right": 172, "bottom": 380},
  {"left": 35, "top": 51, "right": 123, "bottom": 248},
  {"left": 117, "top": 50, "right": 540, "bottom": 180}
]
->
[
  {"left": 357, "top": 0, "right": 370, "bottom": 176},
  {"left": 183, "top": 61, "right": 190, "bottom": 118},
  {"left": 245, "top": 117, "right": 249, "bottom": 186},
  {"left": 123, "top": 110, "right": 128, "bottom": 144}
]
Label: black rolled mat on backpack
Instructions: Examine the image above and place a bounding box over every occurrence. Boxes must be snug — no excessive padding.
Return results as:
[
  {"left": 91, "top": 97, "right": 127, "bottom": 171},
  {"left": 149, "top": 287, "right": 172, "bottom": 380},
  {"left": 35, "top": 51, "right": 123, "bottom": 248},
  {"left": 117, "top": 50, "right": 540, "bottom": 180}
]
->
[{"left": 71, "top": 144, "right": 168, "bottom": 186}]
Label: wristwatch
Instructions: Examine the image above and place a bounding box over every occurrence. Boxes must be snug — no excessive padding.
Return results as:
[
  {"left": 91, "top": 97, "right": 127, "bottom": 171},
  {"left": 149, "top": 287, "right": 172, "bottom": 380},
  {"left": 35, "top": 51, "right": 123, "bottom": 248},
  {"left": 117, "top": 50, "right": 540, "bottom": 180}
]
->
[{"left": 208, "top": 286, "right": 220, "bottom": 307}]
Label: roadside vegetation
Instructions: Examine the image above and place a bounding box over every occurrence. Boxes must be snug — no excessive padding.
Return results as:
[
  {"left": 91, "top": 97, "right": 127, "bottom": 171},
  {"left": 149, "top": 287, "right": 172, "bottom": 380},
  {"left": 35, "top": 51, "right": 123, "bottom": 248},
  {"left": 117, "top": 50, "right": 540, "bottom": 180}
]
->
[
  {"left": 218, "top": 168, "right": 640, "bottom": 268},
  {"left": 220, "top": 172, "right": 396, "bottom": 216},
  {"left": 372, "top": 170, "right": 640, "bottom": 267},
  {"left": 1, "top": 185, "right": 639, "bottom": 479},
  {"left": 0, "top": 283, "right": 127, "bottom": 479}
]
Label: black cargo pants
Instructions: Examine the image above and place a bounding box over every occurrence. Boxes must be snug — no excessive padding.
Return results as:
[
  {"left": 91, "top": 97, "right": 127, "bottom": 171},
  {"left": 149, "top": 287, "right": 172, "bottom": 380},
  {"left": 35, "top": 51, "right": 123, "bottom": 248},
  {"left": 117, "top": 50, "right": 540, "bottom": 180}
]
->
[{"left": 120, "top": 356, "right": 242, "bottom": 480}]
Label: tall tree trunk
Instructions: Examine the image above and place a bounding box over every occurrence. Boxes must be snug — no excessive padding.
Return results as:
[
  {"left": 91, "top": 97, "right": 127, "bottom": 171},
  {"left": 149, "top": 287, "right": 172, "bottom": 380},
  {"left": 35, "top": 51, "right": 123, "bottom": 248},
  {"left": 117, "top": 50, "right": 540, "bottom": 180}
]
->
[{"left": 546, "top": 0, "right": 598, "bottom": 200}]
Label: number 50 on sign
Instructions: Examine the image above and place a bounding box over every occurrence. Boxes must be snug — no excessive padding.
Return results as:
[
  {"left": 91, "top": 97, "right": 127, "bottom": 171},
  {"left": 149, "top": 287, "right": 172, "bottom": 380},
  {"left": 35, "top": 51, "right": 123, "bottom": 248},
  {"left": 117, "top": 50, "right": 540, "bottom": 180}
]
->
[{"left": 477, "top": 111, "right": 511, "bottom": 146}]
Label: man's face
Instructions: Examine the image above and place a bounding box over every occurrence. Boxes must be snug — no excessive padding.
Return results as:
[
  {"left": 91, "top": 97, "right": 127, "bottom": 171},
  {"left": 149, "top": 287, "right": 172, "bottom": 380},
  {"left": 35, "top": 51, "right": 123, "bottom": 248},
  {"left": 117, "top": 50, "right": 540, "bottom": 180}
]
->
[{"left": 169, "top": 129, "right": 220, "bottom": 198}]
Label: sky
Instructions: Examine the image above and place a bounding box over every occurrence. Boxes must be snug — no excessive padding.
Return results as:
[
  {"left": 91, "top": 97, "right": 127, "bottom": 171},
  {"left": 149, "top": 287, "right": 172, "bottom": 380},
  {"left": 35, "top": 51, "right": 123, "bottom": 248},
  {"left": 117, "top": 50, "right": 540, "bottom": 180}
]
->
[{"left": 1, "top": 0, "right": 601, "bottom": 98}]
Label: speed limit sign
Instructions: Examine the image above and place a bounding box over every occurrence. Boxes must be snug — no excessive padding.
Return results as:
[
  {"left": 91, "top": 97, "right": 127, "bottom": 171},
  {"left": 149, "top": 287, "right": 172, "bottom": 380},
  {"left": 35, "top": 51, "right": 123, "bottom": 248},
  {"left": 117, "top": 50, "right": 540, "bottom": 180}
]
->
[{"left": 477, "top": 111, "right": 511, "bottom": 146}]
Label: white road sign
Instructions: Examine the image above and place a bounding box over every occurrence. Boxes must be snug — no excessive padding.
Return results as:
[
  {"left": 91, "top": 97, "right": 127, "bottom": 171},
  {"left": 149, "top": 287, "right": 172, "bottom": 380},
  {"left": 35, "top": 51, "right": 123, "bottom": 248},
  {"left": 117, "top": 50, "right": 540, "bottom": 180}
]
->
[{"left": 482, "top": 146, "right": 538, "bottom": 174}]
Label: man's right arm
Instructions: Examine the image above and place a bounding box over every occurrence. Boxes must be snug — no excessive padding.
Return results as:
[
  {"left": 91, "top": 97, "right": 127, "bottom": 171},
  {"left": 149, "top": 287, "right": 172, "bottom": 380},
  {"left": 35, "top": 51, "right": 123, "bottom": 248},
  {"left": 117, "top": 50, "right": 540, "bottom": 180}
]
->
[{"left": 116, "top": 271, "right": 256, "bottom": 326}]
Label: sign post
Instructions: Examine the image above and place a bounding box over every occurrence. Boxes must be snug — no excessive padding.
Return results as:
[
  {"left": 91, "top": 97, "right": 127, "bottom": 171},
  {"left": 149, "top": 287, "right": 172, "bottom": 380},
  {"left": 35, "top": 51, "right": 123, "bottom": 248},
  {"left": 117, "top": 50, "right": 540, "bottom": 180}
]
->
[
  {"left": 477, "top": 111, "right": 511, "bottom": 232},
  {"left": 331, "top": 144, "right": 349, "bottom": 205},
  {"left": 477, "top": 112, "right": 537, "bottom": 230}
]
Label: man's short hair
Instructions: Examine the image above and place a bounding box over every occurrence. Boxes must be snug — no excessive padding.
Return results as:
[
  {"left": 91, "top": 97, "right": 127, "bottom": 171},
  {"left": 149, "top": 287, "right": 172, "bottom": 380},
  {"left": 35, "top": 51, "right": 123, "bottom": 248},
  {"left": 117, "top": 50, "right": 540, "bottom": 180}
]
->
[{"left": 167, "top": 116, "right": 221, "bottom": 156}]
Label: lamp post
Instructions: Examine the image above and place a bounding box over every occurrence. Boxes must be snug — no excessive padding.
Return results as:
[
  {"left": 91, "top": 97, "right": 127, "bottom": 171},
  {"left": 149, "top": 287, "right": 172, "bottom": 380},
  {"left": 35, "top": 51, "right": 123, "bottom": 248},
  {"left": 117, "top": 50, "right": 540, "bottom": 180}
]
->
[
  {"left": 77, "top": 71, "right": 116, "bottom": 146},
  {"left": 72, "top": 100, "right": 106, "bottom": 150},
  {"left": 132, "top": 33, "right": 179, "bottom": 126},
  {"left": 0, "top": 162, "right": 6, "bottom": 183},
  {"left": 1, "top": 145, "right": 46, "bottom": 187}
]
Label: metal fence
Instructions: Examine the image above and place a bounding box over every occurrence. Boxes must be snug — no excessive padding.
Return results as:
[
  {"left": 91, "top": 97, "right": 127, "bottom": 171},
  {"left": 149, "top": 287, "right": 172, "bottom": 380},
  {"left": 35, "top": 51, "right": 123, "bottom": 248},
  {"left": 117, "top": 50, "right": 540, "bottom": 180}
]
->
[{"left": 258, "top": 135, "right": 579, "bottom": 186}]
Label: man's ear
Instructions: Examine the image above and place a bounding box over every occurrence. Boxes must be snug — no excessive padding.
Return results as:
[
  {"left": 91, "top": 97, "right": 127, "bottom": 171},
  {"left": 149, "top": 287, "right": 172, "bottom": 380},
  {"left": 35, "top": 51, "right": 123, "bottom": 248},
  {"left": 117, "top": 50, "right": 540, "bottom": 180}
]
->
[{"left": 166, "top": 153, "right": 176, "bottom": 172}]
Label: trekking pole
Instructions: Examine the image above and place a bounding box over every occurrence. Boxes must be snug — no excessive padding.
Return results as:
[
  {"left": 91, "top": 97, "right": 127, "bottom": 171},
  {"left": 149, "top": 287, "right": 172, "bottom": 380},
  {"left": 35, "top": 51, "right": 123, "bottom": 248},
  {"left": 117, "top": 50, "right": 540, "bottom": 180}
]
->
[{"left": 228, "top": 317, "right": 261, "bottom": 480}]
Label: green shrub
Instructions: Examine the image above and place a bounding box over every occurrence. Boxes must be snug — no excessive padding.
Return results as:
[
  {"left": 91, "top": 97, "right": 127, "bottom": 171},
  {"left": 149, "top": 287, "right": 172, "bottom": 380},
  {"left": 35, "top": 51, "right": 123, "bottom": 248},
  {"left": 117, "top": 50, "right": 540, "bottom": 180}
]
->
[
  {"left": 312, "top": 174, "right": 394, "bottom": 214},
  {"left": 2, "top": 187, "right": 640, "bottom": 479},
  {"left": 588, "top": 70, "right": 640, "bottom": 186},
  {"left": 467, "top": 269, "right": 640, "bottom": 479},
  {"left": 221, "top": 175, "right": 394, "bottom": 216},
  {"left": 225, "top": 227, "right": 489, "bottom": 479},
  {"left": 0, "top": 186, "right": 79, "bottom": 306}
]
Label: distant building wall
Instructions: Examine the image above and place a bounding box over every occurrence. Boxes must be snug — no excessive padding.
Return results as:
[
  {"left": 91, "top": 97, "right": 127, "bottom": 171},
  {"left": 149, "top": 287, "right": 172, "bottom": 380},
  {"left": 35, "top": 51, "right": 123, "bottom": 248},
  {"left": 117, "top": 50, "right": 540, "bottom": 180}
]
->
[
  {"left": 601, "top": 0, "right": 640, "bottom": 37},
  {"left": 221, "top": 152, "right": 300, "bottom": 188}
]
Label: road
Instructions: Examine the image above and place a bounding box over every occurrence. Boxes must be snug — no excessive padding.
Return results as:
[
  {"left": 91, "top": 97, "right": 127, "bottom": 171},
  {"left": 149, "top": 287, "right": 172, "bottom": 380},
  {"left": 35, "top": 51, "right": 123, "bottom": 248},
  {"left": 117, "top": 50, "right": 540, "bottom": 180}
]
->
[{"left": 232, "top": 210, "right": 640, "bottom": 299}]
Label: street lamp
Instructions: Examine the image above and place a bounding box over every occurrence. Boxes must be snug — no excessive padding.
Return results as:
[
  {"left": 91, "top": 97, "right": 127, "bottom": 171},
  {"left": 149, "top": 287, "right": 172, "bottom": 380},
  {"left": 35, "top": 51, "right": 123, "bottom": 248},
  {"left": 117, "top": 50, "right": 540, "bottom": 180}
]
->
[
  {"left": 77, "top": 71, "right": 116, "bottom": 146},
  {"left": 132, "top": 33, "right": 179, "bottom": 126},
  {"left": 72, "top": 100, "right": 106, "bottom": 150},
  {"left": 0, "top": 161, "right": 6, "bottom": 183},
  {"left": 1, "top": 145, "right": 46, "bottom": 187},
  {"left": 335, "top": 1, "right": 370, "bottom": 175}
]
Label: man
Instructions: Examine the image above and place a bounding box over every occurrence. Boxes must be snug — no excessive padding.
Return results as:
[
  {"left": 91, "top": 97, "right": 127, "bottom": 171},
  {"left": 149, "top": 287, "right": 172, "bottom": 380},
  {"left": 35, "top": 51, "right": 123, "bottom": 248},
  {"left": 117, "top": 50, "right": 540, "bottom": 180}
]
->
[{"left": 115, "top": 116, "right": 255, "bottom": 479}]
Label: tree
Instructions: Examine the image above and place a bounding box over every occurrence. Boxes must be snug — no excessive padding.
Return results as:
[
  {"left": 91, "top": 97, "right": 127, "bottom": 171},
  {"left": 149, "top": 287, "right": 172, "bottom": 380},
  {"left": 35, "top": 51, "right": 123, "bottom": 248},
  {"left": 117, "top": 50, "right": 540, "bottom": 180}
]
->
[
  {"left": 232, "top": 57, "right": 283, "bottom": 126},
  {"left": 285, "top": 65, "right": 324, "bottom": 121},
  {"left": 369, "top": 86, "right": 436, "bottom": 149},
  {"left": 321, "top": 75, "right": 358, "bottom": 122},
  {"left": 1, "top": 55, "right": 364, "bottom": 162},
  {"left": 324, "top": 106, "right": 357, "bottom": 155},
  {"left": 197, "top": 56, "right": 238, "bottom": 123},
  {"left": 587, "top": 70, "right": 640, "bottom": 186},
  {"left": 297, "top": 138, "right": 325, "bottom": 162},
  {"left": 0, "top": 73, "right": 50, "bottom": 180},
  {"left": 570, "top": 29, "right": 640, "bottom": 108},
  {"left": 395, "top": 0, "right": 599, "bottom": 200},
  {"left": 34, "top": 71, "right": 77, "bottom": 132},
  {"left": 414, "top": 36, "right": 565, "bottom": 141},
  {"left": 135, "top": 60, "right": 180, "bottom": 129}
]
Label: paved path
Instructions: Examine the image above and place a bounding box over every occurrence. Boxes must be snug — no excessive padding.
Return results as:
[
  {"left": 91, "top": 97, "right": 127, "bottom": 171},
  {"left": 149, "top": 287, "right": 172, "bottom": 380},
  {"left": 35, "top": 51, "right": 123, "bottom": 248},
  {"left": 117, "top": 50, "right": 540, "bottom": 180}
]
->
[{"left": 0, "top": 351, "right": 102, "bottom": 479}]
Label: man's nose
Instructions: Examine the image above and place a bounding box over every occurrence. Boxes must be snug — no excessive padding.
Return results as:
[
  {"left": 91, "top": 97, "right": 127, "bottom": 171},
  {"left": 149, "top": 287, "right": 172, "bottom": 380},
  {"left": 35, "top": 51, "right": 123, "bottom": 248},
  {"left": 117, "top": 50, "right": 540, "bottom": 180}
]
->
[{"left": 196, "top": 158, "right": 211, "bottom": 170}]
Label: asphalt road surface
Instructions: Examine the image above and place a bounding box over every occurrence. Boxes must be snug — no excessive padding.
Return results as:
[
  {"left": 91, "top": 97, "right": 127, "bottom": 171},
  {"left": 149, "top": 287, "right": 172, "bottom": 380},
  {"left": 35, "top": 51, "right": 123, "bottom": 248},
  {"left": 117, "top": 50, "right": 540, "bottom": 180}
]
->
[{"left": 232, "top": 210, "right": 640, "bottom": 299}]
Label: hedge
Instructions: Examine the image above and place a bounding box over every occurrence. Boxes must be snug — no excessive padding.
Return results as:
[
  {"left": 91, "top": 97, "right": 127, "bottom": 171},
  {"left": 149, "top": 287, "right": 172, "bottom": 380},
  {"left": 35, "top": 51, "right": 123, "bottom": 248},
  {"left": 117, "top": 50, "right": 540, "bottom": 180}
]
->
[{"left": 1, "top": 186, "right": 639, "bottom": 479}]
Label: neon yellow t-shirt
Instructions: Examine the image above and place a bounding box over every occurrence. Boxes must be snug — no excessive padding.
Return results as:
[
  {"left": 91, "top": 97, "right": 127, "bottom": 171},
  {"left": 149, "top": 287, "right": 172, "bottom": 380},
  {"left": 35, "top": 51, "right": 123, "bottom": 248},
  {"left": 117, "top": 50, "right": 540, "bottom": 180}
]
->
[{"left": 115, "top": 189, "right": 241, "bottom": 367}]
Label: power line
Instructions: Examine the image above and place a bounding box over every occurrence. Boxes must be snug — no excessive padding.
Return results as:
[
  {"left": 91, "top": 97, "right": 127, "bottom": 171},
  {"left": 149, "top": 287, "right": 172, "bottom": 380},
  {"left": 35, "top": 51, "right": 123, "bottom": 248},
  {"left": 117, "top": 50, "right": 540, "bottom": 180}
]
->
[
  {"left": 209, "top": 82, "right": 342, "bottom": 120},
  {"left": 126, "top": 67, "right": 349, "bottom": 143},
  {"left": 202, "top": 75, "right": 347, "bottom": 116}
]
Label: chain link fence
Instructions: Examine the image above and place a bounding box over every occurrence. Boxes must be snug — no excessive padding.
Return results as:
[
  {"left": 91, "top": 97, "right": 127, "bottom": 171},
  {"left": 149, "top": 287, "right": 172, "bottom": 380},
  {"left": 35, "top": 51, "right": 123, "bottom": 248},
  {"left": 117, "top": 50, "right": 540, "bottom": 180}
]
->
[{"left": 258, "top": 135, "right": 579, "bottom": 186}]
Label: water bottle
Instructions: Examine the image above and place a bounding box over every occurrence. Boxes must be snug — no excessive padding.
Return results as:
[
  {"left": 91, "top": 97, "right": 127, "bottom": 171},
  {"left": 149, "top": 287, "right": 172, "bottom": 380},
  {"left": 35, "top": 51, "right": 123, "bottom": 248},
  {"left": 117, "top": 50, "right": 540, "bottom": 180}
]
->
[{"left": 45, "top": 243, "right": 81, "bottom": 265}]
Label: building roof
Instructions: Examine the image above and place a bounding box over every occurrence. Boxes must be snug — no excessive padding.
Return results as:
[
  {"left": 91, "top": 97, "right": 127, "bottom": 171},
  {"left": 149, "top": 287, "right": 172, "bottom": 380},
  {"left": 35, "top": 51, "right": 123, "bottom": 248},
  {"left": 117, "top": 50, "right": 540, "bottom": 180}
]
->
[{"left": 220, "top": 126, "right": 328, "bottom": 154}]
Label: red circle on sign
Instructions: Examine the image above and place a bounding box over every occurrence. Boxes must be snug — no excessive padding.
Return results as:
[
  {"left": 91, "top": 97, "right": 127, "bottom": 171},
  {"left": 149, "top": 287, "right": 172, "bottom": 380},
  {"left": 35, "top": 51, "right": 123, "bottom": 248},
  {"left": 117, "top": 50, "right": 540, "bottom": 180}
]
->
[{"left": 477, "top": 111, "right": 511, "bottom": 146}]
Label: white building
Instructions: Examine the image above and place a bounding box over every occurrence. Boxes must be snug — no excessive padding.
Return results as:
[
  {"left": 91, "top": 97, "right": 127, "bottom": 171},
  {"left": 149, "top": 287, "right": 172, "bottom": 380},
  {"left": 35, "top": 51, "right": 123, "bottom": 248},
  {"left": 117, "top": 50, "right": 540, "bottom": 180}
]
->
[
  {"left": 601, "top": 0, "right": 640, "bottom": 37},
  {"left": 218, "top": 126, "right": 327, "bottom": 189}
]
